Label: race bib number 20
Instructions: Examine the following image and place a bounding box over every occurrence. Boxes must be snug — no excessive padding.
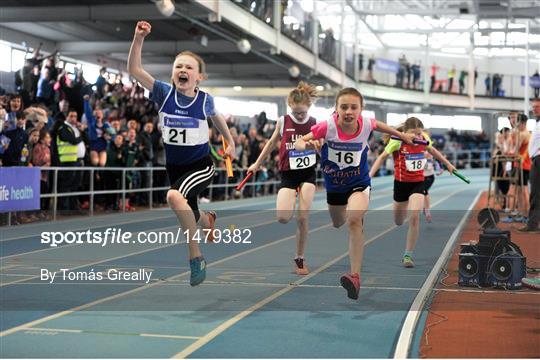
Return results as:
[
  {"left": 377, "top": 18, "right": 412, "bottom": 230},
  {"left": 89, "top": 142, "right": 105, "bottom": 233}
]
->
[{"left": 289, "top": 150, "right": 316, "bottom": 170}]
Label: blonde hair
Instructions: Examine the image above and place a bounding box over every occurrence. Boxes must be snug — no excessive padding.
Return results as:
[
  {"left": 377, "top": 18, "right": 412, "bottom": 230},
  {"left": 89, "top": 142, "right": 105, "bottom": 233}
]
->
[
  {"left": 287, "top": 81, "right": 317, "bottom": 106},
  {"left": 382, "top": 117, "right": 425, "bottom": 143},
  {"left": 171, "top": 51, "right": 208, "bottom": 84},
  {"left": 335, "top": 87, "right": 364, "bottom": 108}
]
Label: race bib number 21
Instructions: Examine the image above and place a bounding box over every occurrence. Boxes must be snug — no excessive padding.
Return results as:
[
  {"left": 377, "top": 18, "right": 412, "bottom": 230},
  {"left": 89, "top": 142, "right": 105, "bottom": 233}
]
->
[{"left": 162, "top": 115, "right": 204, "bottom": 146}]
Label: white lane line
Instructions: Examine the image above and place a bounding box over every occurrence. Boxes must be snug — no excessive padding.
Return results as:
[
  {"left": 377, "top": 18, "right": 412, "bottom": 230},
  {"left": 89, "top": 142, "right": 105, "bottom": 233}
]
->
[
  {"left": 0, "top": 220, "right": 334, "bottom": 338},
  {"left": 1, "top": 186, "right": 469, "bottom": 345},
  {"left": 22, "top": 327, "right": 201, "bottom": 340},
  {"left": 392, "top": 189, "right": 482, "bottom": 359},
  {"left": 172, "top": 187, "right": 469, "bottom": 358},
  {"left": 434, "top": 288, "right": 539, "bottom": 295}
]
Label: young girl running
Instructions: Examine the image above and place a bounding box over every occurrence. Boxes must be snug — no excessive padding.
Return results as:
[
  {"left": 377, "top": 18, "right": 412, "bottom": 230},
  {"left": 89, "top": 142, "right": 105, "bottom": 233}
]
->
[
  {"left": 248, "top": 82, "right": 318, "bottom": 275},
  {"left": 128, "top": 21, "right": 236, "bottom": 286},
  {"left": 422, "top": 149, "right": 443, "bottom": 222},
  {"left": 369, "top": 117, "right": 456, "bottom": 268},
  {"left": 295, "top": 88, "right": 414, "bottom": 300}
]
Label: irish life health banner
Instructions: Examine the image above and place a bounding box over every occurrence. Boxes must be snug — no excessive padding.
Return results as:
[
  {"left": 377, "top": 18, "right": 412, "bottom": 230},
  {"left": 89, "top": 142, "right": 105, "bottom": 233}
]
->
[{"left": 0, "top": 167, "right": 41, "bottom": 212}]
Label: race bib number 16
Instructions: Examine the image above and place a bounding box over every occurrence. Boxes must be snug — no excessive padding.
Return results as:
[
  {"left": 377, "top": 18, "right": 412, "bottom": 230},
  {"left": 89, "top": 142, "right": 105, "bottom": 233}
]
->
[{"left": 328, "top": 141, "right": 362, "bottom": 168}]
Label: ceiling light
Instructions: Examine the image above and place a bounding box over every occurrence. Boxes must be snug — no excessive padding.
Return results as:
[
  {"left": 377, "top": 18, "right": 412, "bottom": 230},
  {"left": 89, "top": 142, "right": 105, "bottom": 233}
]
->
[
  {"left": 237, "top": 39, "right": 251, "bottom": 54},
  {"left": 155, "top": 0, "right": 175, "bottom": 17},
  {"left": 316, "top": 86, "right": 324, "bottom": 91},
  {"left": 288, "top": 65, "right": 300, "bottom": 78},
  {"left": 233, "top": 86, "right": 242, "bottom": 92}
]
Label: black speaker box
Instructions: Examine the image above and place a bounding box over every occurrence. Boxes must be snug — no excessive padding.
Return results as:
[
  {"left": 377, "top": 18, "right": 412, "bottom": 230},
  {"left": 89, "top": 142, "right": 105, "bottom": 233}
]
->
[
  {"left": 487, "top": 253, "right": 526, "bottom": 290},
  {"left": 458, "top": 253, "right": 490, "bottom": 287}
]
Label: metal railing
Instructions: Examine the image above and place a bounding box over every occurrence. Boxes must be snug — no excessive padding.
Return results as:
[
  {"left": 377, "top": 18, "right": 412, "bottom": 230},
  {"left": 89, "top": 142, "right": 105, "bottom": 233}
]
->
[
  {"left": 3, "top": 166, "right": 325, "bottom": 225},
  {"left": 2, "top": 149, "right": 485, "bottom": 226}
]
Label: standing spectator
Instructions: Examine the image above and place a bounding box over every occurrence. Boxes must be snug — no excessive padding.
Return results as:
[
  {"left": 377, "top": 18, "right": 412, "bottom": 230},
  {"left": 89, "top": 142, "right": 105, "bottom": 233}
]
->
[
  {"left": 4, "top": 94, "right": 24, "bottom": 132},
  {"left": 56, "top": 109, "right": 86, "bottom": 212},
  {"left": 18, "top": 59, "right": 35, "bottom": 106},
  {"left": 358, "top": 51, "right": 364, "bottom": 80},
  {"left": 531, "top": 70, "right": 540, "bottom": 98},
  {"left": 458, "top": 70, "right": 468, "bottom": 95},
  {"left": 396, "top": 54, "right": 407, "bottom": 88},
  {"left": 33, "top": 129, "right": 52, "bottom": 216},
  {"left": 485, "top": 74, "right": 491, "bottom": 96},
  {"left": 36, "top": 68, "right": 54, "bottom": 106},
  {"left": 519, "top": 99, "right": 540, "bottom": 232},
  {"left": 430, "top": 62, "right": 438, "bottom": 92},
  {"left": 25, "top": 128, "right": 40, "bottom": 166},
  {"left": 59, "top": 69, "right": 85, "bottom": 115},
  {"left": 322, "top": 28, "right": 336, "bottom": 64},
  {"left": 0, "top": 107, "right": 10, "bottom": 166},
  {"left": 95, "top": 67, "right": 108, "bottom": 98},
  {"left": 3, "top": 112, "right": 28, "bottom": 166},
  {"left": 125, "top": 128, "right": 140, "bottom": 209},
  {"left": 447, "top": 65, "right": 456, "bottom": 93},
  {"left": 84, "top": 95, "right": 111, "bottom": 167},
  {"left": 367, "top": 54, "right": 375, "bottom": 83},
  {"left": 492, "top": 73, "right": 500, "bottom": 97},
  {"left": 411, "top": 61, "right": 421, "bottom": 90},
  {"left": 105, "top": 134, "right": 126, "bottom": 210},
  {"left": 405, "top": 58, "right": 411, "bottom": 88}
]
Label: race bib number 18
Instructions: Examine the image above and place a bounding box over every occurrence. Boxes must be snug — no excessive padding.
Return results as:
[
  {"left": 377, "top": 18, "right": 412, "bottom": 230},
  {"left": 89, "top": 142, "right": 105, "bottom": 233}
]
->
[
  {"left": 289, "top": 150, "right": 316, "bottom": 169},
  {"left": 405, "top": 153, "right": 427, "bottom": 172}
]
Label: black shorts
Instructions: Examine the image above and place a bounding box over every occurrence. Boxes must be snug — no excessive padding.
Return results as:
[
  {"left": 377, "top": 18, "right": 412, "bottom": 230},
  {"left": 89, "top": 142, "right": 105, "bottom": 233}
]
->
[
  {"left": 280, "top": 167, "right": 316, "bottom": 190},
  {"left": 423, "top": 175, "right": 435, "bottom": 194},
  {"left": 512, "top": 168, "right": 530, "bottom": 185},
  {"left": 393, "top": 180, "right": 425, "bottom": 202},
  {"left": 327, "top": 185, "right": 370, "bottom": 206},
  {"left": 166, "top": 156, "right": 215, "bottom": 219}
]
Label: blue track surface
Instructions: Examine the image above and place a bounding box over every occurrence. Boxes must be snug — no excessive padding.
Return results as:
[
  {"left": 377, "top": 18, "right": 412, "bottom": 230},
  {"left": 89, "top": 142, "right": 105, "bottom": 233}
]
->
[{"left": 0, "top": 169, "right": 487, "bottom": 358}]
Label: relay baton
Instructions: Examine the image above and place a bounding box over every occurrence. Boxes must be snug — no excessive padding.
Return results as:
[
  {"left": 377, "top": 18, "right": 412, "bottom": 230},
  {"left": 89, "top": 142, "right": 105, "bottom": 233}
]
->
[
  {"left": 390, "top": 135, "right": 429, "bottom": 146},
  {"left": 452, "top": 170, "right": 471, "bottom": 184},
  {"left": 236, "top": 172, "right": 253, "bottom": 191},
  {"left": 221, "top": 136, "right": 234, "bottom": 178}
]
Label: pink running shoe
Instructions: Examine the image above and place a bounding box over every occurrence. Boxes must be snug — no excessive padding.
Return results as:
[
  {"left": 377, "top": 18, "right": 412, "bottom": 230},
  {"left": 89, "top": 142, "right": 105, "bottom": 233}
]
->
[{"left": 340, "top": 273, "right": 360, "bottom": 300}]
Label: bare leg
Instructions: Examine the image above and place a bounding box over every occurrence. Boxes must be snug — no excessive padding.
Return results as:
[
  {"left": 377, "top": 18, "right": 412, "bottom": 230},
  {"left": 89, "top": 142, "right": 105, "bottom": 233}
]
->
[
  {"left": 405, "top": 193, "right": 424, "bottom": 252},
  {"left": 347, "top": 191, "right": 369, "bottom": 274},
  {"left": 276, "top": 187, "right": 297, "bottom": 224},
  {"left": 166, "top": 190, "right": 201, "bottom": 259},
  {"left": 295, "top": 183, "right": 316, "bottom": 257}
]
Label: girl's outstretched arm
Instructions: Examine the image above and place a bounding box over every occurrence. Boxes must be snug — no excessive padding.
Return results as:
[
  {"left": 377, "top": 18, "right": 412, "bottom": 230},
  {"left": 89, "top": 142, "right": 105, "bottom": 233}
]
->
[
  {"left": 369, "top": 151, "right": 389, "bottom": 178},
  {"left": 127, "top": 21, "right": 156, "bottom": 91}
]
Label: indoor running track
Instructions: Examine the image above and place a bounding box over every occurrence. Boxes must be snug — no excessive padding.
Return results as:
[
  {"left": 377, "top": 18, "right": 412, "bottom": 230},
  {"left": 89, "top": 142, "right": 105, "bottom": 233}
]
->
[{"left": 0, "top": 169, "right": 488, "bottom": 358}]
